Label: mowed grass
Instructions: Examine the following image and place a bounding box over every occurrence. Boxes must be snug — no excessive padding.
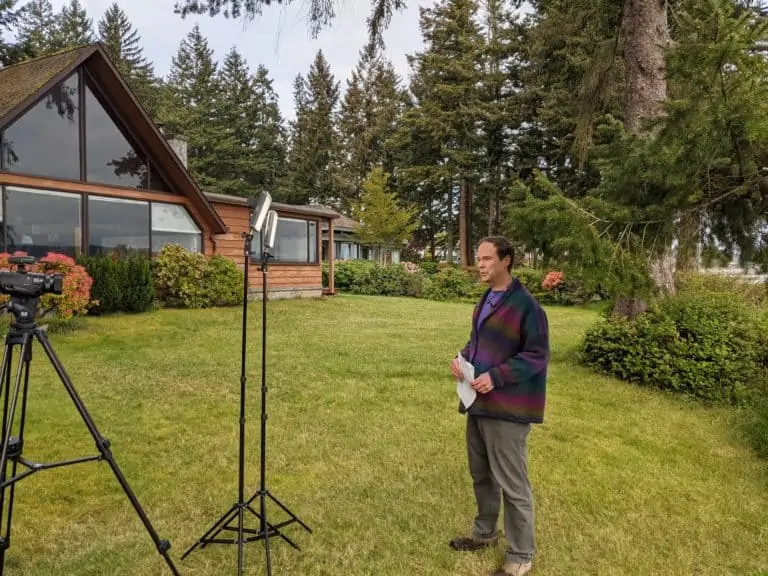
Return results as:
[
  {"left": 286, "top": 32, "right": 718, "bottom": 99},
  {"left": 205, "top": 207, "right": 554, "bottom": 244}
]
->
[{"left": 2, "top": 294, "right": 767, "bottom": 575}]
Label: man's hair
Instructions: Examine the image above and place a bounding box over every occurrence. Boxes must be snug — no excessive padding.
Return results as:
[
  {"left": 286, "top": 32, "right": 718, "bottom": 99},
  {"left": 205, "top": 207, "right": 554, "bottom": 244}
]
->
[{"left": 478, "top": 236, "right": 514, "bottom": 272}]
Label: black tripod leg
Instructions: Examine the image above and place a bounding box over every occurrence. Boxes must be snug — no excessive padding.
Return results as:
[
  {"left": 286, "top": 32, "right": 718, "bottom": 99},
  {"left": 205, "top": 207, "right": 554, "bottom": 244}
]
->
[
  {"left": 267, "top": 492, "right": 313, "bottom": 534},
  {"left": 0, "top": 333, "right": 31, "bottom": 576},
  {"left": 180, "top": 503, "right": 241, "bottom": 559},
  {"left": 34, "top": 330, "right": 181, "bottom": 576}
]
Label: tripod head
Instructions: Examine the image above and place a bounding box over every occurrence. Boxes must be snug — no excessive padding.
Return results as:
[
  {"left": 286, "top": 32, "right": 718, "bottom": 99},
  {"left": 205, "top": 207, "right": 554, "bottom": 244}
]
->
[{"left": 0, "top": 256, "right": 63, "bottom": 330}]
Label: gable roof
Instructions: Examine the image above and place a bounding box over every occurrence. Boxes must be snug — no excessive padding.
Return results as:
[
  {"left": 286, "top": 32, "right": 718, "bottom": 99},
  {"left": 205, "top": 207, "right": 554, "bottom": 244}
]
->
[{"left": 0, "top": 44, "right": 227, "bottom": 234}]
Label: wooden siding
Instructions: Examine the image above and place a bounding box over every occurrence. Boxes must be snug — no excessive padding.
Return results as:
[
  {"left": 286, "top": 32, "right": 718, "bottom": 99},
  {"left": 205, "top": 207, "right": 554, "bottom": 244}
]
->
[{"left": 209, "top": 200, "right": 324, "bottom": 293}]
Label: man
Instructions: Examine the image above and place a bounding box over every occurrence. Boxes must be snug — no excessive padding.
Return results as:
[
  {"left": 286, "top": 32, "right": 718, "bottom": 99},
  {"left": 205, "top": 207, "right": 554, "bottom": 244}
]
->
[{"left": 449, "top": 236, "right": 550, "bottom": 576}]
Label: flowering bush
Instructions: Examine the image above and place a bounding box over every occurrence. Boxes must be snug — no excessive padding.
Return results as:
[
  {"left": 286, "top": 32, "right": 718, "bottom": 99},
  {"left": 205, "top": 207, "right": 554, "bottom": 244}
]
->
[
  {"left": 402, "top": 261, "right": 421, "bottom": 274},
  {"left": 0, "top": 252, "right": 93, "bottom": 319},
  {"left": 542, "top": 270, "right": 565, "bottom": 291}
]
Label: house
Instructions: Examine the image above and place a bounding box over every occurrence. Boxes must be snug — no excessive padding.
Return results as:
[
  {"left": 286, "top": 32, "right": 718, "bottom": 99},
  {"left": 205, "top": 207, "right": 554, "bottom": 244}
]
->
[
  {"left": 320, "top": 213, "right": 401, "bottom": 264},
  {"left": 0, "top": 43, "right": 340, "bottom": 299}
]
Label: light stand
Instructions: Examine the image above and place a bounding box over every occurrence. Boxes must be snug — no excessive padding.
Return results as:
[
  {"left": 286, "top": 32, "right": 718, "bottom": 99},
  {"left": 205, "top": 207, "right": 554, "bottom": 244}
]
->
[
  {"left": 0, "top": 256, "right": 180, "bottom": 576},
  {"left": 182, "top": 194, "right": 311, "bottom": 575}
]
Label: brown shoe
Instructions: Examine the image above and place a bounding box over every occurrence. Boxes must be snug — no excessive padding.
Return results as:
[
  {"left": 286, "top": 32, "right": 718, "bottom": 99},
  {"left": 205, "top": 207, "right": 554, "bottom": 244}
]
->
[
  {"left": 448, "top": 534, "right": 497, "bottom": 551},
  {"left": 492, "top": 561, "right": 532, "bottom": 576}
]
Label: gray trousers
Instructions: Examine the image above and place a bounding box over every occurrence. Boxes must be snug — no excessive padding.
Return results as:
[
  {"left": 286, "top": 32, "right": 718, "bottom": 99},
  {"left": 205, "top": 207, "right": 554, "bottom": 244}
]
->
[{"left": 466, "top": 414, "right": 535, "bottom": 564}]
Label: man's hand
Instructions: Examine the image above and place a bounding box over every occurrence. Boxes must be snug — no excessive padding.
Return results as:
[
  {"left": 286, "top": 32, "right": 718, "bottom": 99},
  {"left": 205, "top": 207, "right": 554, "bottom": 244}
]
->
[
  {"left": 451, "top": 356, "right": 463, "bottom": 380},
  {"left": 471, "top": 373, "right": 494, "bottom": 394}
]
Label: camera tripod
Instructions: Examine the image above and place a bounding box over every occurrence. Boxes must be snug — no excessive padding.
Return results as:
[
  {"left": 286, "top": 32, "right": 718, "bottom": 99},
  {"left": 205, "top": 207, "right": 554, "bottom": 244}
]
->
[
  {"left": 0, "top": 292, "right": 180, "bottom": 575},
  {"left": 181, "top": 228, "right": 311, "bottom": 575}
]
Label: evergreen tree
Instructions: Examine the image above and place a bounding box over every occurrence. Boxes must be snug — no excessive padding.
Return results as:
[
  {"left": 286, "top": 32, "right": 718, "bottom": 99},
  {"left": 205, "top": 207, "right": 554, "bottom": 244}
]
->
[
  {"left": 54, "top": 0, "right": 94, "bottom": 48},
  {"left": 16, "top": 0, "right": 59, "bottom": 57},
  {"left": 157, "top": 24, "right": 224, "bottom": 193},
  {"left": 350, "top": 166, "right": 419, "bottom": 263},
  {"left": 97, "top": 3, "right": 158, "bottom": 114},
  {"left": 0, "top": 0, "right": 22, "bottom": 65},
  {"left": 251, "top": 64, "right": 288, "bottom": 191},
  {"left": 207, "top": 48, "right": 285, "bottom": 196},
  {"left": 337, "top": 45, "right": 405, "bottom": 213},
  {"left": 401, "top": 0, "right": 485, "bottom": 264},
  {"left": 284, "top": 50, "right": 340, "bottom": 205}
]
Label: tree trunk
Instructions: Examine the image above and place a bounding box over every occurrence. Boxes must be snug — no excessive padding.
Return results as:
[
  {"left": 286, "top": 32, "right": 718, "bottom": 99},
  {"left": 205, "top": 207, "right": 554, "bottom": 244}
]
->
[
  {"left": 613, "top": 0, "right": 671, "bottom": 318},
  {"left": 446, "top": 181, "right": 454, "bottom": 263},
  {"left": 459, "top": 179, "right": 471, "bottom": 267},
  {"left": 428, "top": 200, "right": 436, "bottom": 260},
  {"left": 623, "top": 0, "right": 668, "bottom": 134},
  {"left": 675, "top": 210, "right": 701, "bottom": 272}
]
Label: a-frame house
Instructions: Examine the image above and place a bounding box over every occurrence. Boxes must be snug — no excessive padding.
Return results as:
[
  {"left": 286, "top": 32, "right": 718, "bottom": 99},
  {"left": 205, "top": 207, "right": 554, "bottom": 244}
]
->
[{"left": 0, "top": 44, "right": 339, "bottom": 298}]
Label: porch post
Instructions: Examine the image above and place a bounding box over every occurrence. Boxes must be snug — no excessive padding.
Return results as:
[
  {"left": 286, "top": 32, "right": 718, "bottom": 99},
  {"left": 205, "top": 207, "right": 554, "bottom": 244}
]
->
[{"left": 328, "top": 218, "right": 335, "bottom": 293}]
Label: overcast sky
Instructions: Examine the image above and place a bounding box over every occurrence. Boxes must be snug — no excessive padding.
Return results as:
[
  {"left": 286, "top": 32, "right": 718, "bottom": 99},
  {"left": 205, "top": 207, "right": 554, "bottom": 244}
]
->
[{"left": 49, "top": 0, "right": 429, "bottom": 120}]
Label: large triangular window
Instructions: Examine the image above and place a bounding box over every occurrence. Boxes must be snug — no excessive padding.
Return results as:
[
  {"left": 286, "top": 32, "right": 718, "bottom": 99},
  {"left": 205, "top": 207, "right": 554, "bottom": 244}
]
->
[
  {"left": 84, "top": 80, "right": 148, "bottom": 189},
  {"left": 1, "top": 73, "right": 81, "bottom": 180}
]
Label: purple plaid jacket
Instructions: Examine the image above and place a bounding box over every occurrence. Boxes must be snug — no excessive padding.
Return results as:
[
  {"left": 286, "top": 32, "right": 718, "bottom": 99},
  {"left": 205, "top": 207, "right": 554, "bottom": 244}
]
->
[{"left": 460, "top": 277, "right": 550, "bottom": 424}]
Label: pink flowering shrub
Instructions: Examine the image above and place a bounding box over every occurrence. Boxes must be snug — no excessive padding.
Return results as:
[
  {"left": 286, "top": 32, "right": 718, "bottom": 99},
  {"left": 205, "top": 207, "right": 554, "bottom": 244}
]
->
[
  {"left": 402, "top": 261, "right": 421, "bottom": 274},
  {"left": 0, "top": 252, "right": 93, "bottom": 319},
  {"left": 542, "top": 270, "right": 565, "bottom": 291}
]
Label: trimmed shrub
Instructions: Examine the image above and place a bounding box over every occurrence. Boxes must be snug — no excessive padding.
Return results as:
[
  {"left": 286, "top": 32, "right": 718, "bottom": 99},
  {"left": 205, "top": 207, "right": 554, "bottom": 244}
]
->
[
  {"left": 153, "top": 244, "right": 244, "bottom": 309},
  {"left": 203, "top": 255, "right": 244, "bottom": 307},
  {"left": 78, "top": 252, "right": 155, "bottom": 314},
  {"left": 580, "top": 291, "right": 768, "bottom": 404}
]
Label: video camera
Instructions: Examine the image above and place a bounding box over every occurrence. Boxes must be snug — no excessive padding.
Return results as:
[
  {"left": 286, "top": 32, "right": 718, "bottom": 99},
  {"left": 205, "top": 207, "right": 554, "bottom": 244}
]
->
[{"left": 0, "top": 256, "right": 63, "bottom": 298}]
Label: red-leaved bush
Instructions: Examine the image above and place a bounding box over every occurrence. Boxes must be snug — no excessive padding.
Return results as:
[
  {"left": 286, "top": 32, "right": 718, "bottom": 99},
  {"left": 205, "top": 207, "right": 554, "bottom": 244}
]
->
[
  {"left": 542, "top": 270, "right": 565, "bottom": 291},
  {"left": 0, "top": 252, "right": 93, "bottom": 319}
]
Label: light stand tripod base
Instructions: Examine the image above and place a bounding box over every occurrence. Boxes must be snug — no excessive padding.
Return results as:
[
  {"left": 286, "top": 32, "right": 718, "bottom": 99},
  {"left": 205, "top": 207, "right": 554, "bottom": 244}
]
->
[{"left": 182, "top": 229, "right": 310, "bottom": 575}]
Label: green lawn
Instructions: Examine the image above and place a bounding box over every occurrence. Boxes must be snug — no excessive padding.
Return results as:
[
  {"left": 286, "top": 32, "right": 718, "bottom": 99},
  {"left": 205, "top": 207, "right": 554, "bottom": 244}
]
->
[{"left": 2, "top": 294, "right": 767, "bottom": 575}]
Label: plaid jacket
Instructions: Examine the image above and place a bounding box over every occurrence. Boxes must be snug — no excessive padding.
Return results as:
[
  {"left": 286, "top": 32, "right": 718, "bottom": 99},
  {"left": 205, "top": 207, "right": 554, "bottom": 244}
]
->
[{"left": 460, "top": 277, "right": 549, "bottom": 424}]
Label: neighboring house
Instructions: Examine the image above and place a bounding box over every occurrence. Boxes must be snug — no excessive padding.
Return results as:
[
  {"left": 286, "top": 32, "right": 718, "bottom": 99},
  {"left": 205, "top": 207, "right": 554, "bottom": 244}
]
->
[
  {"left": 320, "top": 213, "right": 401, "bottom": 264},
  {"left": 0, "top": 43, "right": 340, "bottom": 299}
]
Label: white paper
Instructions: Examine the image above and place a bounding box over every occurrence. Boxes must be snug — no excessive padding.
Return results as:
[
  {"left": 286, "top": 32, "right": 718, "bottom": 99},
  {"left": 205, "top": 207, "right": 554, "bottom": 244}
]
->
[{"left": 455, "top": 354, "right": 477, "bottom": 409}]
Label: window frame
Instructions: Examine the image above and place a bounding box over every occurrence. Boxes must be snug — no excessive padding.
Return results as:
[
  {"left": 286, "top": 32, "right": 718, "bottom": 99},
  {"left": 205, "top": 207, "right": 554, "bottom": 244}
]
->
[
  {"left": 2, "top": 184, "right": 83, "bottom": 259},
  {"left": 0, "top": 184, "right": 204, "bottom": 256},
  {"left": 251, "top": 216, "right": 319, "bottom": 265}
]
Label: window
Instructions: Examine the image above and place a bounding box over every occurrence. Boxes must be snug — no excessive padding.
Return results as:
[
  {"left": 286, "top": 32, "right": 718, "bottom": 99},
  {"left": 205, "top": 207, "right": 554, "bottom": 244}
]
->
[
  {"left": 1, "top": 74, "right": 80, "bottom": 180},
  {"left": 4, "top": 186, "right": 81, "bottom": 258},
  {"left": 152, "top": 202, "right": 202, "bottom": 253},
  {"left": 252, "top": 217, "right": 318, "bottom": 263},
  {"left": 85, "top": 83, "right": 147, "bottom": 188},
  {"left": 88, "top": 196, "right": 149, "bottom": 256}
]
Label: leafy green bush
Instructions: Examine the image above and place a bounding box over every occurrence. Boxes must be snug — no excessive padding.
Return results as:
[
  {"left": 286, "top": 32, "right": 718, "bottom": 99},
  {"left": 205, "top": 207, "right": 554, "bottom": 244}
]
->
[
  {"left": 153, "top": 244, "right": 243, "bottom": 309},
  {"left": 203, "top": 255, "right": 244, "bottom": 307},
  {"left": 580, "top": 291, "right": 768, "bottom": 403},
  {"left": 422, "top": 266, "right": 480, "bottom": 301},
  {"left": 675, "top": 271, "right": 767, "bottom": 307},
  {"left": 78, "top": 252, "right": 155, "bottom": 314}
]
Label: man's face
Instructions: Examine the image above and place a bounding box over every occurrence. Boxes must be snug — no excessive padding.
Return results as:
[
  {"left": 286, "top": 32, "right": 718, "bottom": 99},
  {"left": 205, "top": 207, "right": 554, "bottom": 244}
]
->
[{"left": 476, "top": 242, "right": 508, "bottom": 284}]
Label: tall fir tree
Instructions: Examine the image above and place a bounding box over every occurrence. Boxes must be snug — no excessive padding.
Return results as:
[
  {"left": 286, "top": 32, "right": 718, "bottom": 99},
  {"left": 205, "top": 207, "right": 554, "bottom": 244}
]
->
[
  {"left": 157, "top": 24, "right": 225, "bottom": 193},
  {"left": 284, "top": 50, "right": 340, "bottom": 205},
  {"left": 400, "top": 0, "right": 485, "bottom": 264},
  {"left": 207, "top": 47, "right": 286, "bottom": 197},
  {"left": 0, "top": 0, "right": 23, "bottom": 65},
  {"left": 336, "top": 45, "right": 405, "bottom": 214},
  {"left": 15, "top": 0, "right": 59, "bottom": 58},
  {"left": 54, "top": 0, "right": 94, "bottom": 48},
  {"left": 251, "top": 64, "right": 288, "bottom": 192},
  {"left": 97, "top": 3, "right": 158, "bottom": 115}
]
